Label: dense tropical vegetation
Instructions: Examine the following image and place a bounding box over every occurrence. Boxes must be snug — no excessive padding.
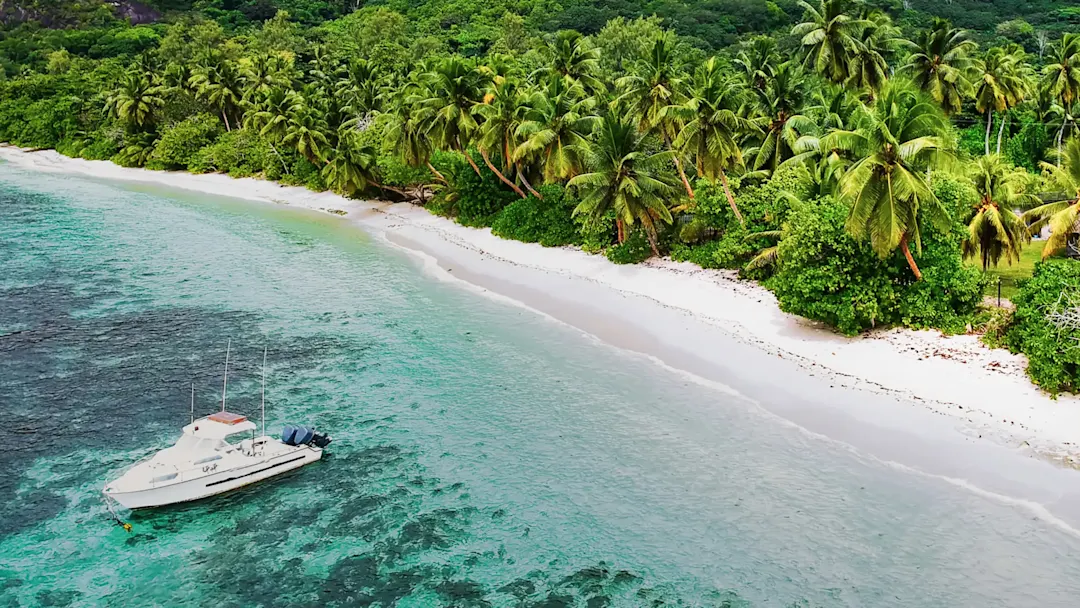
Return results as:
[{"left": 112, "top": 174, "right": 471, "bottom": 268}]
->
[{"left": 1, "top": 0, "right": 1079, "bottom": 391}]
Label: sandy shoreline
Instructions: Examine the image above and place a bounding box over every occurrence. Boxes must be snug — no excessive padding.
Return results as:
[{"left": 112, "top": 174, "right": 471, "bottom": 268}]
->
[{"left": 4, "top": 145, "right": 1080, "bottom": 468}]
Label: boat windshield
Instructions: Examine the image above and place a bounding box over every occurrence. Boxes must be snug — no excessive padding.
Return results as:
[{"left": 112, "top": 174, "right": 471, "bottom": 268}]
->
[{"left": 175, "top": 434, "right": 225, "bottom": 452}]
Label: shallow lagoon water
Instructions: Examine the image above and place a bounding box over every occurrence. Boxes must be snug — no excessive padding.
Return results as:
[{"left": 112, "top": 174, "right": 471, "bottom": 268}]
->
[{"left": 2, "top": 163, "right": 1080, "bottom": 607}]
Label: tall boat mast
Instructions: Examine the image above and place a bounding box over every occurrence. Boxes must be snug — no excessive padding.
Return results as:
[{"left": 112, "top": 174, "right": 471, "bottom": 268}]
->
[
  {"left": 261, "top": 345, "right": 267, "bottom": 439},
  {"left": 190, "top": 383, "right": 195, "bottom": 424},
  {"left": 221, "top": 339, "right": 231, "bottom": 412}
]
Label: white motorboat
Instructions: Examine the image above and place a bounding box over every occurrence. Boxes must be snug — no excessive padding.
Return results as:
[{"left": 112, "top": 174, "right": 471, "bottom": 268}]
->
[{"left": 103, "top": 344, "right": 330, "bottom": 510}]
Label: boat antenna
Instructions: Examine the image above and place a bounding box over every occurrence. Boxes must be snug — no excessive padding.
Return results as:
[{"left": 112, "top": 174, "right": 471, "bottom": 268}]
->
[
  {"left": 261, "top": 344, "right": 267, "bottom": 439},
  {"left": 190, "top": 383, "right": 195, "bottom": 424},
  {"left": 221, "top": 339, "right": 231, "bottom": 412}
]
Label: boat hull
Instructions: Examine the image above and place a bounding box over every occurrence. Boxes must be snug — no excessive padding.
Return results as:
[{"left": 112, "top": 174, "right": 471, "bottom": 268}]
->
[{"left": 105, "top": 447, "right": 322, "bottom": 509}]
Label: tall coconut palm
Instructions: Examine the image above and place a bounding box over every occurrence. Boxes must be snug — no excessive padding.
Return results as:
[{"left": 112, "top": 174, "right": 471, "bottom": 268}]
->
[
  {"left": 822, "top": 81, "right": 953, "bottom": 280},
  {"left": 382, "top": 84, "right": 445, "bottom": 183},
  {"left": 791, "top": 0, "right": 865, "bottom": 85},
  {"left": 536, "top": 30, "right": 603, "bottom": 94},
  {"left": 963, "top": 155, "right": 1036, "bottom": 270},
  {"left": 1043, "top": 34, "right": 1080, "bottom": 158},
  {"left": 473, "top": 75, "right": 528, "bottom": 197},
  {"left": 241, "top": 53, "right": 291, "bottom": 99},
  {"left": 616, "top": 34, "right": 694, "bottom": 198},
  {"left": 245, "top": 86, "right": 300, "bottom": 173},
  {"left": 845, "top": 9, "right": 902, "bottom": 100},
  {"left": 323, "top": 130, "right": 380, "bottom": 196},
  {"left": 105, "top": 71, "right": 164, "bottom": 131},
  {"left": 667, "top": 57, "right": 757, "bottom": 224},
  {"left": 420, "top": 56, "right": 485, "bottom": 175},
  {"left": 1024, "top": 136, "right": 1080, "bottom": 258},
  {"left": 734, "top": 36, "right": 780, "bottom": 92},
  {"left": 568, "top": 116, "right": 678, "bottom": 254},
  {"left": 282, "top": 101, "right": 329, "bottom": 164},
  {"left": 336, "top": 58, "right": 385, "bottom": 127},
  {"left": 901, "top": 18, "right": 977, "bottom": 115},
  {"left": 190, "top": 59, "right": 244, "bottom": 131},
  {"left": 974, "top": 47, "right": 1028, "bottom": 155},
  {"left": 514, "top": 77, "right": 599, "bottom": 183},
  {"left": 749, "top": 62, "right": 815, "bottom": 176}
]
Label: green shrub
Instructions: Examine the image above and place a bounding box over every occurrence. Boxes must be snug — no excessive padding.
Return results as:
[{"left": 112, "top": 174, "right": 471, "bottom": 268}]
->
[
  {"left": 605, "top": 230, "right": 652, "bottom": 264},
  {"left": 575, "top": 211, "right": 616, "bottom": 253},
  {"left": 491, "top": 184, "right": 582, "bottom": 247},
  {"left": 149, "top": 113, "right": 220, "bottom": 170},
  {"left": 448, "top": 151, "right": 518, "bottom": 227},
  {"left": 188, "top": 129, "right": 272, "bottom": 177},
  {"left": 1006, "top": 259, "right": 1080, "bottom": 394},
  {"left": 770, "top": 197, "right": 986, "bottom": 335}
]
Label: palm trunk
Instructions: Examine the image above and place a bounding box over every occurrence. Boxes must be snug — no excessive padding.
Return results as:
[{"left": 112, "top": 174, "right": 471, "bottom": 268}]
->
[
  {"left": 900, "top": 233, "right": 923, "bottom": 281},
  {"left": 480, "top": 148, "right": 526, "bottom": 197},
  {"left": 426, "top": 161, "right": 447, "bottom": 184},
  {"left": 996, "top": 113, "right": 1007, "bottom": 155},
  {"left": 1058, "top": 121, "right": 1067, "bottom": 163},
  {"left": 517, "top": 166, "right": 542, "bottom": 199},
  {"left": 984, "top": 110, "right": 992, "bottom": 156},
  {"left": 616, "top": 218, "right": 625, "bottom": 244},
  {"left": 464, "top": 152, "right": 483, "bottom": 176},
  {"left": 222, "top": 109, "right": 232, "bottom": 132},
  {"left": 718, "top": 170, "right": 744, "bottom": 225},
  {"left": 665, "top": 135, "right": 694, "bottom": 199},
  {"left": 269, "top": 142, "right": 290, "bottom": 174},
  {"left": 641, "top": 215, "right": 660, "bottom": 257}
]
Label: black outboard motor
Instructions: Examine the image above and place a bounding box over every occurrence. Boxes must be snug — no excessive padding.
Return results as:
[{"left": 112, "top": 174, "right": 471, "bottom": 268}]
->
[{"left": 281, "top": 424, "right": 332, "bottom": 448}]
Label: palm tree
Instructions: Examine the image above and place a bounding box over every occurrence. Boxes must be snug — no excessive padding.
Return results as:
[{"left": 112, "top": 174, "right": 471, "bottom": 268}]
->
[
  {"left": 382, "top": 84, "right": 445, "bottom": 184},
  {"left": 536, "top": 30, "right": 603, "bottom": 94},
  {"left": 749, "top": 62, "right": 815, "bottom": 176},
  {"left": 822, "top": 81, "right": 953, "bottom": 280},
  {"left": 190, "top": 60, "right": 244, "bottom": 131},
  {"left": 1024, "top": 136, "right": 1080, "bottom": 258},
  {"left": 420, "top": 56, "right": 485, "bottom": 175},
  {"left": 845, "top": 9, "right": 901, "bottom": 100},
  {"left": 616, "top": 33, "right": 694, "bottom": 198},
  {"left": 963, "top": 155, "right": 1036, "bottom": 270},
  {"left": 336, "top": 58, "right": 385, "bottom": 128},
  {"left": 568, "top": 116, "right": 678, "bottom": 254},
  {"left": 245, "top": 86, "right": 301, "bottom": 173},
  {"left": 282, "top": 100, "right": 329, "bottom": 164},
  {"left": 668, "top": 57, "right": 757, "bottom": 224},
  {"left": 974, "top": 47, "right": 1028, "bottom": 155},
  {"left": 791, "top": 0, "right": 865, "bottom": 85},
  {"left": 901, "top": 18, "right": 977, "bottom": 115},
  {"left": 241, "top": 53, "right": 291, "bottom": 99},
  {"left": 734, "top": 36, "right": 780, "bottom": 92},
  {"left": 323, "top": 130, "right": 380, "bottom": 195},
  {"left": 473, "top": 75, "right": 528, "bottom": 197},
  {"left": 105, "top": 71, "right": 164, "bottom": 131},
  {"left": 514, "top": 77, "right": 600, "bottom": 183},
  {"left": 1042, "top": 34, "right": 1080, "bottom": 158}
]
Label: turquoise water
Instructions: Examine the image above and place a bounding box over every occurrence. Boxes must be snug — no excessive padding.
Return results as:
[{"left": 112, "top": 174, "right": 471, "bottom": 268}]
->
[{"left": 1, "top": 163, "right": 1080, "bottom": 607}]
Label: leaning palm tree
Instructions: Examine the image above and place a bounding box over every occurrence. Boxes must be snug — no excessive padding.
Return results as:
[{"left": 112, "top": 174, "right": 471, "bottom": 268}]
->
[
  {"left": 963, "top": 155, "right": 1036, "bottom": 270},
  {"left": 974, "top": 46, "right": 1028, "bottom": 155},
  {"left": 822, "top": 80, "right": 953, "bottom": 280},
  {"left": 901, "top": 18, "right": 977, "bottom": 115},
  {"left": 420, "top": 56, "right": 485, "bottom": 175},
  {"left": 568, "top": 115, "right": 679, "bottom": 254},
  {"left": 323, "top": 130, "right": 380, "bottom": 196},
  {"left": 616, "top": 33, "right": 694, "bottom": 198},
  {"left": 190, "top": 59, "right": 244, "bottom": 131},
  {"left": 1024, "top": 136, "right": 1080, "bottom": 258},
  {"left": 791, "top": 0, "right": 866, "bottom": 85},
  {"left": 381, "top": 84, "right": 445, "bottom": 184},
  {"left": 282, "top": 101, "right": 330, "bottom": 165},
  {"left": 668, "top": 57, "right": 757, "bottom": 224},
  {"left": 514, "top": 77, "right": 600, "bottom": 183},
  {"left": 473, "top": 75, "right": 528, "bottom": 197},
  {"left": 104, "top": 71, "right": 164, "bottom": 131}
]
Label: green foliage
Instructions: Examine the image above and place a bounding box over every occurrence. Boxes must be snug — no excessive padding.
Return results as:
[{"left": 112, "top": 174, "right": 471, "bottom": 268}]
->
[
  {"left": 149, "top": 113, "right": 220, "bottom": 169},
  {"left": 605, "top": 229, "right": 652, "bottom": 264},
  {"left": 575, "top": 211, "right": 616, "bottom": 253},
  {"left": 771, "top": 197, "right": 985, "bottom": 335},
  {"left": 1004, "top": 113, "right": 1050, "bottom": 172},
  {"left": 491, "top": 184, "right": 582, "bottom": 247},
  {"left": 450, "top": 153, "right": 518, "bottom": 227},
  {"left": 1005, "top": 260, "right": 1080, "bottom": 395},
  {"left": 188, "top": 128, "right": 272, "bottom": 177}
]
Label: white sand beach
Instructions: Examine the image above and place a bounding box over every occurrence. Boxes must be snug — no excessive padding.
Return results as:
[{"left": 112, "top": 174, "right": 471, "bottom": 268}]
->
[{"left": 4, "top": 145, "right": 1080, "bottom": 469}]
